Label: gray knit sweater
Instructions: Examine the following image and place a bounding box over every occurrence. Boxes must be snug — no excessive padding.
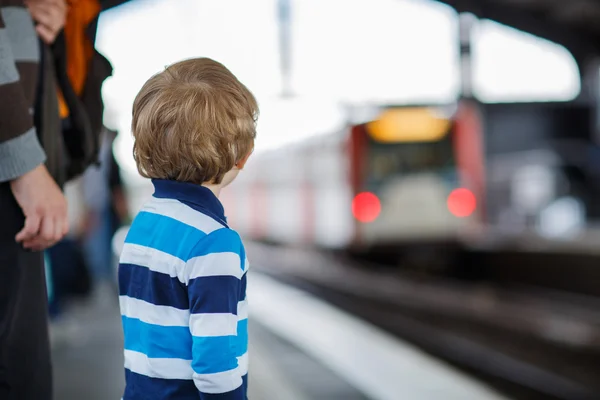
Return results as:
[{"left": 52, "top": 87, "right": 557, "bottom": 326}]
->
[{"left": 0, "top": 0, "right": 46, "bottom": 182}]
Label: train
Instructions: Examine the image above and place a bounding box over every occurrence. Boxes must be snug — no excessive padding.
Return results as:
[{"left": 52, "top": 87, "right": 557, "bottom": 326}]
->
[
  {"left": 221, "top": 102, "right": 487, "bottom": 254},
  {"left": 221, "top": 97, "right": 600, "bottom": 261}
]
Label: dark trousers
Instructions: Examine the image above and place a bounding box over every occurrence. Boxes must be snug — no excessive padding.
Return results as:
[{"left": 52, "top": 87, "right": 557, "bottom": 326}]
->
[{"left": 0, "top": 182, "right": 52, "bottom": 400}]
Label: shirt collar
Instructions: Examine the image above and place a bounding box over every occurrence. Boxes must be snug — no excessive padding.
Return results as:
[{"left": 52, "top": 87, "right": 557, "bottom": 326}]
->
[{"left": 151, "top": 179, "right": 228, "bottom": 227}]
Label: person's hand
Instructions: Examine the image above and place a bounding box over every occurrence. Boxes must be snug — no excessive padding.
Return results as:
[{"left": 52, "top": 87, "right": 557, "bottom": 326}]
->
[
  {"left": 10, "top": 164, "right": 69, "bottom": 251},
  {"left": 25, "top": 0, "right": 68, "bottom": 45}
]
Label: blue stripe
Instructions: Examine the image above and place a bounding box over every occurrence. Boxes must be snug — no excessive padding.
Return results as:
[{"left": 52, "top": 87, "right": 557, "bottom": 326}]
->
[
  {"left": 124, "top": 369, "right": 198, "bottom": 400},
  {"left": 125, "top": 212, "right": 244, "bottom": 262},
  {"left": 119, "top": 263, "right": 189, "bottom": 309},
  {"left": 199, "top": 375, "right": 247, "bottom": 399},
  {"left": 235, "top": 319, "right": 248, "bottom": 357},
  {"left": 125, "top": 212, "right": 207, "bottom": 260},
  {"left": 241, "top": 246, "right": 246, "bottom": 270},
  {"left": 122, "top": 316, "right": 192, "bottom": 359},
  {"left": 189, "top": 228, "right": 244, "bottom": 259},
  {"left": 192, "top": 336, "right": 237, "bottom": 374},
  {"left": 188, "top": 276, "right": 241, "bottom": 315}
]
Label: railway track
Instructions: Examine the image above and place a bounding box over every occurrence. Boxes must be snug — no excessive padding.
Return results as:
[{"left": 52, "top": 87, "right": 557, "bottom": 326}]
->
[{"left": 245, "top": 242, "right": 600, "bottom": 400}]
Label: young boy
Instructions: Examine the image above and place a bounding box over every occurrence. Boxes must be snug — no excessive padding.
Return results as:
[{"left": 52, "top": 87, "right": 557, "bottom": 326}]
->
[{"left": 118, "top": 58, "right": 257, "bottom": 399}]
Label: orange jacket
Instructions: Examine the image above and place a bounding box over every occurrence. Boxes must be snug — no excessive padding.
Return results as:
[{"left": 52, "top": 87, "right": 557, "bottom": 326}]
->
[{"left": 58, "top": 0, "right": 101, "bottom": 118}]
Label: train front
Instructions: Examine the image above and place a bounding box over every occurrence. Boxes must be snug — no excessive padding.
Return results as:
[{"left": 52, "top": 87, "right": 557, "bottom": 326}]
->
[{"left": 348, "top": 106, "right": 482, "bottom": 253}]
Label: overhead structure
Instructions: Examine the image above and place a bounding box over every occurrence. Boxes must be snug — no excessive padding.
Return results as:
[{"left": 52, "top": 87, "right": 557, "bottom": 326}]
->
[
  {"left": 100, "top": 0, "right": 133, "bottom": 11},
  {"left": 434, "top": 0, "right": 600, "bottom": 68},
  {"left": 101, "top": 0, "right": 600, "bottom": 58}
]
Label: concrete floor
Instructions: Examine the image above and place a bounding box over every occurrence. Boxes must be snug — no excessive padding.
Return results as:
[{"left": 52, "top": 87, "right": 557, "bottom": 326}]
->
[{"left": 50, "top": 283, "right": 366, "bottom": 400}]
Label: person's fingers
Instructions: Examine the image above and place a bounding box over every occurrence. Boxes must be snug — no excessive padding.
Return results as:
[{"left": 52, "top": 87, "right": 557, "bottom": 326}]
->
[
  {"left": 35, "top": 23, "right": 56, "bottom": 45},
  {"left": 23, "top": 216, "right": 59, "bottom": 251},
  {"left": 23, "top": 239, "right": 46, "bottom": 252},
  {"left": 29, "top": 3, "right": 65, "bottom": 34},
  {"left": 28, "top": 4, "right": 52, "bottom": 24},
  {"left": 15, "top": 213, "right": 41, "bottom": 243},
  {"left": 61, "top": 216, "right": 69, "bottom": 237},
  {"left": 53, "top": 215, "right": 65, "bottom": 243},
  {"left": 39, "top": 215, "right": 56, "bottom": 244},
  {"left": 56, "top": 196, "right": 68, "bottom": 237},
  {"left": 53, "top": 217, "right": 62, "bottom": 243},
  {"left": 52, "top": 0, "right": 68, "bottom": 14}
]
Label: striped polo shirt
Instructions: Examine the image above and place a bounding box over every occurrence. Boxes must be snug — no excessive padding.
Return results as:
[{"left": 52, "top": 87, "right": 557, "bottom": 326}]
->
[{"left": 119, "top": 179, "right": 249, "bottom": 399}]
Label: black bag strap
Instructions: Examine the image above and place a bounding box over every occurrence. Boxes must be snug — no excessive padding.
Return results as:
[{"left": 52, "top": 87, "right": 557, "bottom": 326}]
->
[
  {"left": 34, "top": 39, "right": 66, "bottom": 187},
  {"left": 51, "top": 31, "right": 97, "bottom": 180}
]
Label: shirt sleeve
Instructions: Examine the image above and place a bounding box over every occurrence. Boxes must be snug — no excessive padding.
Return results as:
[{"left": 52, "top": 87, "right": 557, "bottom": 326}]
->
[
  {"left": 186, "top": 229, "right": 246, "bottom": 399},
  {"left": 0, "top": 6, "right": 46, "bottom": 182}
]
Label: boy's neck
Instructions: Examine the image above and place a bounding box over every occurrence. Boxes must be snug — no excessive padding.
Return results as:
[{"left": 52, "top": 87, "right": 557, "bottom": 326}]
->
[
  {"left": 201, "top": 183, "right": 222, "bottom": 198},
  {"left": 200, "top": 168, "right": 238, "bottom": 198}
]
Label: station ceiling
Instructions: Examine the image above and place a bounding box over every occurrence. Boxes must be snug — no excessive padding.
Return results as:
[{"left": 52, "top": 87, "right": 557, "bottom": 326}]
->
[
  {"left": 101, "top": 0, "right": 600, "bottom": 66},
  {"left": 434, "top": 0, "right": 600, "bottom": 66}
]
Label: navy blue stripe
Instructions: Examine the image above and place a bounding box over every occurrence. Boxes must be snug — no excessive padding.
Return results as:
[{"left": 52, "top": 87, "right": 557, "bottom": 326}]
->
[
  {"left": 119, "top": 263, "right": 188, "bottom": 310},
  {"left": 124, "top": 369, "right": 199, "bottom": 400},
  {"left": 180, "top": 199, "right": 229, "bottom": 228},
  {"left": 199, "top": 375, "right": 247, "bottom": 400},
  {"left": 152, "top": 179, "right": 227, "bottom": 226},
  {"left": 188, "top": 275, "right": 240, "bottom": 315},
  {"left": 123, "top": 316, "right": 192, "bottom": 359},
  {"left": 239, "top": 274, "right": 247, "bottom": 301}
]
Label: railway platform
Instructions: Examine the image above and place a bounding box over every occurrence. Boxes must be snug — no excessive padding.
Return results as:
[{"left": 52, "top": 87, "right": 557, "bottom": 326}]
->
[{"left": 51, "top": 273, "right": 506, "bottom": 400}]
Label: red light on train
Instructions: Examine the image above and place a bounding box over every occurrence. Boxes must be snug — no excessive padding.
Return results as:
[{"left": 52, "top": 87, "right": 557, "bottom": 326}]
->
[
  {"left": 447, "top": 188, "right": 476, "bottom": 217},
  {"left": 352, "top": 192, "right": 381, "bottom": 223}
]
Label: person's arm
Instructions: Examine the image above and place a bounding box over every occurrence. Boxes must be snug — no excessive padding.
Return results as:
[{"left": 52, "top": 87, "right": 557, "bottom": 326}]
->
[
  {"left": 0, "top": 7, "right": 46, "bottom": 182},
  {"left": 186, "top": 230, "right": 245, "bottom": 399},
  {"left": 0, "top": 4, "right": 68, "bottom": 250}
]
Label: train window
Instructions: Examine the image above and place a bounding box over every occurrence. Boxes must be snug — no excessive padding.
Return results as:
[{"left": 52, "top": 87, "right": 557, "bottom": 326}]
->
[
  {"left": 472, "top": 20, "right": 580, "bottom": 102},
  {"left": 366, "top": 133, "right": 456, "bottom": 188}
]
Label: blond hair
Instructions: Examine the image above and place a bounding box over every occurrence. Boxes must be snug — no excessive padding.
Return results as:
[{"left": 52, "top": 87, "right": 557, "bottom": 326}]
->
[{"left": 131, "top": 58, "right": 258, "bottom": 185}]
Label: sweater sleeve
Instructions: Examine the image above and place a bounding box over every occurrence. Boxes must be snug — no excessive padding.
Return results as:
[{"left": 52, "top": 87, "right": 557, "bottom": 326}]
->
[
  {"left": 0, "top": 4, "right": 46, "bottom": 182},
  {"left": 186, "top": 229, "right": 246, "bottom": 399}
]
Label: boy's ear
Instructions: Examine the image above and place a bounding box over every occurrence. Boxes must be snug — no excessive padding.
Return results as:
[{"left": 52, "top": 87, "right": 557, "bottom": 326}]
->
[{"left": 235, "top": 150, "right": 253, "bottom": 170}]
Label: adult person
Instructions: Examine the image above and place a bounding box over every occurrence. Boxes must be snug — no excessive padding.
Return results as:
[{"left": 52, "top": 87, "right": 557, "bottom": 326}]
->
[
  {"left": 0, "top": 0, "right": 68, "bottom": 398},
  {"left": 41, "top": 0, "right": 114, "bottom": 316}
]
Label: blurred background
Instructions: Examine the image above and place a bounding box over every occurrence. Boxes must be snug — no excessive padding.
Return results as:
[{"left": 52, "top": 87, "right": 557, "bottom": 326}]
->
[{"left": 49, "top": 0, "right": 600, "bottom": 399}]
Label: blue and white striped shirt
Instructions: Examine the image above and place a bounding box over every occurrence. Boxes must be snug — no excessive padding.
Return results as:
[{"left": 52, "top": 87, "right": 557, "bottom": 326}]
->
[{"left": 119, "top": 179, "right": 249, "bottom": 399}]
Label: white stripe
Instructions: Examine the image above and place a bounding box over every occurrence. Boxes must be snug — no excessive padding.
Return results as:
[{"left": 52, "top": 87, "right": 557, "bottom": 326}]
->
[
  {"left": 120, "top": 243, "right": 187, "bottom": 283},
  {"left": 124, "top": 349, "right": 192, "bottom": 380},
  {"left": 237, "top": 299, "right": 248, "bottom": 320},
  {"left": 193, "top": 366, "right": 243, "bottom": 394},
  {"left": 185, "top": 252, "right": 244, "bottom": 282},
  {"left": 143, "top": 197, "right": 225, "bottom": 234},
  {"left": 120, "top": 296, "right": 190, "bottom": 327},
  {"left": 190, "top": 313, "right": 237, "bottom": 337},
  {"left": 237, "top": 352, "right": 248, "bottom": 376}
]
